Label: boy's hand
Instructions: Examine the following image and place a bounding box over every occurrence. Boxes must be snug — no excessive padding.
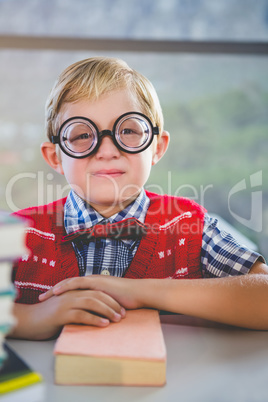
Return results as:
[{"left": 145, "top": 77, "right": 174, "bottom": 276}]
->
[
  {"left": 39, "top": 275, "right": 143, "bottom": 310},
  {"left": 11, "top": 287, "right": 126, "bottom": 340}
]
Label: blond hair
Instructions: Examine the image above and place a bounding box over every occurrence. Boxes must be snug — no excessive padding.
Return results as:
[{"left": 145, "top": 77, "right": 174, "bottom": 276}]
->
[{"left": 45, "top": 56, "right": 164, "bottom": 141}]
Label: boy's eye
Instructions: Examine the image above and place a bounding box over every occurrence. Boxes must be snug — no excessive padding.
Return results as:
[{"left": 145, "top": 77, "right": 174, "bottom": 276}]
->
[
  {"left": 61, "top": 122, "right": 96, "bottom": 154},
  {"left": 63, "top": 123, "right": 95, "bottom": 143},
  {"left": 69, "top": 132, "right": 91, "bottom": 142},
  {"left": 121, "top": 128, "right": 140, "bottom": 135},
  {"left": 116, "top": 117, "right": 151, "bottom": 148}
]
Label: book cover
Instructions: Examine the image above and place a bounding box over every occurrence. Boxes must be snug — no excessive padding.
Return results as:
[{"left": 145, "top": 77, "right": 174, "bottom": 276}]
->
[
  {"left": 0, "top": 343, "right": 43, "bottom": 400},
  {"left": 54, "top": 309, "right": 166, "bottom": 386}
]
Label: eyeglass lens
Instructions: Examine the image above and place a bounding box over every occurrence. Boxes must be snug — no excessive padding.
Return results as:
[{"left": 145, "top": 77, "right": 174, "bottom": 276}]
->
[
  {"left": 116, "top": 116, "right": 150, "bottom": 150},
  {"left": 63, "top": 121, "right": 96, "bottom": 154},
  {"left": 62, "top": 116, "right": 150, "bottom": 154}
]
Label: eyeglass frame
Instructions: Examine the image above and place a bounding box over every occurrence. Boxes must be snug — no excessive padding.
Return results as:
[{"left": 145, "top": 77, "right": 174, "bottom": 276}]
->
[{"left": 51, "top": 111, "right": 159, "bottom": 159}]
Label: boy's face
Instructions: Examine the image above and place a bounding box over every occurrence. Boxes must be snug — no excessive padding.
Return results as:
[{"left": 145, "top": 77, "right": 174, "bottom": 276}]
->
[{"left": 43, "top": 89, "right": 169, "bottom": 217}]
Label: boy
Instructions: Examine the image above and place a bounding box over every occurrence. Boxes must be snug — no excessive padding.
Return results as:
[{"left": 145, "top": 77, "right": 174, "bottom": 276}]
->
[{"left": 10, "top": 57, "right": 268, "bottom": 340}]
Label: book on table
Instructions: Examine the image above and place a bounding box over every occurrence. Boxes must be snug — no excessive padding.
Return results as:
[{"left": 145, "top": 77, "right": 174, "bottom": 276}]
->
[
  {"left": 54, "top": 308, "right": 167, "bottom": 386},
  {"left": 0, "top": 343, "right": 44, "bottom": 401}
]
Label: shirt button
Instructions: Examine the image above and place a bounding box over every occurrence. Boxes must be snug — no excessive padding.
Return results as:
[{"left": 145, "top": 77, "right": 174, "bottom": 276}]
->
[{"left": 101, "top": 269, "right": 110, "bottom": 276}]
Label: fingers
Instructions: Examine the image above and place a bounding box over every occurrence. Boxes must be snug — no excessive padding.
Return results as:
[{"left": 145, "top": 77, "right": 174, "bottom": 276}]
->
[
  {"left": 39, "top": 287, "right": 54, "bottom": 301},
  {"left": 78, "top": 289, "right": 125, "bottom": 319},
  {"left": 70, "top": 290, "right": 124, "bottom": 324},
  {"left": 67, "top": 309, "right": 110, "bottom": 327},
  {"left": 54, "top": 276, "right": 96, "bottom": 294},
  {"left": 39, "top": 276, "right": 95, "bottom": 302},
  {"left": 38, "top": 276, "right": 128, "bottom": 328},
  {"left": 47, "top": 289, "right": 126, "bottom": 329}
]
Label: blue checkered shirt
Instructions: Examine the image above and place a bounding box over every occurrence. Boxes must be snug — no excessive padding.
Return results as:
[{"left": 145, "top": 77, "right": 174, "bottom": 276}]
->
[
  {"left": 64, "top": 190, "right": 263, "bottom": 277},
  {"left": 64, "top": 189, "right": 150, "bottom": 276},
  {"left": 201, "top": 215, "right": 263, "bottom": 277}
]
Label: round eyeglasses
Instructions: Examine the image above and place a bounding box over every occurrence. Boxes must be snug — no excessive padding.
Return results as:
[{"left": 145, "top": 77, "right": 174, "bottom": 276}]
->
[{"left": 51, "top": 112, "right": 159, "bottom": 159}]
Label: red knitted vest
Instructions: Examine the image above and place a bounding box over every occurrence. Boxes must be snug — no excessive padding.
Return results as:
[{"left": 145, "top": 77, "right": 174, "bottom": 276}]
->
[{"left": 13, "top": 191, "right": 206, "bottom": 304}]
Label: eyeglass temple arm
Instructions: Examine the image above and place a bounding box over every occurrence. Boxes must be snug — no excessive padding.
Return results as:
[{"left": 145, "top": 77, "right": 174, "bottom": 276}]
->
[{"left": 51, "top": 136, "right": 60, "bottom": 144}]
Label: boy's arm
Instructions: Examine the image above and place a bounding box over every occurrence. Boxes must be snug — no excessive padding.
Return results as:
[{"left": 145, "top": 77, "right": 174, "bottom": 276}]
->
[
  {"left": 40, "top": 260, "right": 268, "bottom": 330},
  {"left": 249, "top": 259, "right": 268, "bottom": 274},
  {"left": 9, "top": 290, "right": 125, "bottom": 340}
]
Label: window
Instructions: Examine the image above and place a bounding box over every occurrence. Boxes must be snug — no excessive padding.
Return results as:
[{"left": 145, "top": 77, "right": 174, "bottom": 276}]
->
[{"left": 1, "top": 0, "right": 267, "bottom": 259}]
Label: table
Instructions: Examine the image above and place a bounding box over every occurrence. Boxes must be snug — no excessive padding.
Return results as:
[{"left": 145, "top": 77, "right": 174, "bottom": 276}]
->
[{"left": 6, "top": 314, "right": 268, "bottom": 402}]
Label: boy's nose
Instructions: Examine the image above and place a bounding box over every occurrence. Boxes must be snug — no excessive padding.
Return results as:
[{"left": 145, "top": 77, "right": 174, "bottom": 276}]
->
[{"left": 95, "top": 135, "right": 121, "bottom": 159}]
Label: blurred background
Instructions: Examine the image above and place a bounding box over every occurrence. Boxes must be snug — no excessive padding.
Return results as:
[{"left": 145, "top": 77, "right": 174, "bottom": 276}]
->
[{"left": 0, "top": 0, "right": 267, "bottom": 259}]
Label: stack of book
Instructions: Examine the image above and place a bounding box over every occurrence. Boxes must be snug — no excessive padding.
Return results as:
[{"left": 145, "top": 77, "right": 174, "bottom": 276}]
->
[
  {"left": 0, "top": 211, "right": 27, "bottom": 369},
  {"left": 0, "top": 211, "right": 43, "bottom": 400}
]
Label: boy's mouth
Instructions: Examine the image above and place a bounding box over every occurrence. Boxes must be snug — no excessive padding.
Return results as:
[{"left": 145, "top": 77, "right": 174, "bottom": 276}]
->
[{"left": 92, "top": 169, "right": 125, "bottom": 178}]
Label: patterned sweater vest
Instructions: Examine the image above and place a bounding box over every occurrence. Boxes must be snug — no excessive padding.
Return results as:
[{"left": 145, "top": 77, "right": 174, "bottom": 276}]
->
[{"left": 13, "top": 191, "right": 206, "bottom": 304}]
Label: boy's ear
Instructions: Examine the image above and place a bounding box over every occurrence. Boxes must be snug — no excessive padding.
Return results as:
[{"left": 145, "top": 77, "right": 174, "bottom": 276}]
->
[
  {"left": 41, "top": 142, "right": 64, "bottom": 175},
  {"left": 152, "top": 130, "right": 170, "bottom": 165}
]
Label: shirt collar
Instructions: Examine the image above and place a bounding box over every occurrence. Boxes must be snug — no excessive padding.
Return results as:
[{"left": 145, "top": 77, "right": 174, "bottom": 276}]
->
[{"left": 64, "top": 188, "right": 149, "bottom": 235}]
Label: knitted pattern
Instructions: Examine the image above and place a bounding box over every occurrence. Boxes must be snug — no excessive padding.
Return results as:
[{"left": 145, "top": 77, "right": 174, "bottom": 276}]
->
[{"left": 13, "top": 191, "right": 206, "bottom": 304}]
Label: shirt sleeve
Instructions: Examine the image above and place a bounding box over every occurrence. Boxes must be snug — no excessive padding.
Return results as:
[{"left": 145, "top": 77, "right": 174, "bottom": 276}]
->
[{"left": 201, "top": 214, "right": 265, "bottom": 278}]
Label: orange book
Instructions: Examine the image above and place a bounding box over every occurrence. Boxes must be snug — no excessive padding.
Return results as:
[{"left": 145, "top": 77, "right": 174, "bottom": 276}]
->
[{"left": 54, "top": 309, "right": 166, "bottom": 386}]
